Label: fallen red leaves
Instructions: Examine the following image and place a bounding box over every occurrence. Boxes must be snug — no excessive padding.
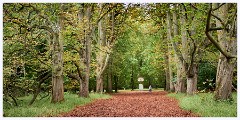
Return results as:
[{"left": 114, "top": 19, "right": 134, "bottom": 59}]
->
[{"left": 59, "top": 91, "right": 198, "bottom": 117}]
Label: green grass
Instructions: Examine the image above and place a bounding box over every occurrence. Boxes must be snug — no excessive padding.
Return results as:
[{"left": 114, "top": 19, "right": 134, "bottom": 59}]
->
[
  {"left": 168, "top": 92, "right": 237, "bottom": 117},
  {"left": 3, "top": 92, "right": 111, "bottom": 117}
]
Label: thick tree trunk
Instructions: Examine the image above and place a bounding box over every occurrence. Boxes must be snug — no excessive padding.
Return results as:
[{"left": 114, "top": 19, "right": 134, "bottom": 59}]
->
[
  {"left": 172, "top": 6, "right": 186, "bottom": 93},
  {"left": 51, "top": 13, "right": 64, "bottom": 103},
  {"left": 96, "top": 4, "right": 104, "bottom": 93},
  {"left": 96, "top": 75, "right": 103, "bottom": 93},
  {"left": 51, "top": 33, "right": 64, "bottom": 103},
  {"left": 79, "top": 79, "right": 89, "bottom": 97},
  {"left": 180, "top": 5, "right": 198, "bottom": 95},
  {"left": 79, "top": 6, "right": 92, "bottom": 98},
  {"left": 215, "top": 54, "right": 236, "bottom": 100},
  {"left": 95, "top": 4, "right": 111, "bottom": 93},
  {"left": 186, "top": 64, "right": 198, "bottom": 95},
  {"left": 214, "top": 4, "right": 237, "bottom": 100},
  {"left": 175, "top": 59, "right": 186, "bottom": 93},
  {"left": 186, "top": 77, "right": 194, "bottom": 95},
  {"left": 193, "top": 64, "right": 198, "bottom": 93}
]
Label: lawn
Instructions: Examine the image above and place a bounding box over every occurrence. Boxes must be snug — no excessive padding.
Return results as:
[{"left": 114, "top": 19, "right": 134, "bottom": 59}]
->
[
  {"left": 3, "top": 92, "right": 111, "bottom": 117},
  {"left": 168, "top": 92, "right": 237, "bottom": 117}
]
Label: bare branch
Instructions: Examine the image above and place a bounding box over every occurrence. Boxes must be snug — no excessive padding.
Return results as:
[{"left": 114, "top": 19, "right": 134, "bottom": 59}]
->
[
  {"left": 205, "top": 4, "right": 237, "bottom": 59},
  {"left": 73, "top": 61, "right": 83, "bottom": 80},
  {"left": 67, "top": 73, "right": 80, "bottom": 81},
  {"left": 208, "top": 27, "right": 224, "bottom": 31},
  {"left": 212, "top": 3, "right": 225, "bottom": 11},
  {"left": 190, "top": 3, "right": 225, "bottom": 26}
]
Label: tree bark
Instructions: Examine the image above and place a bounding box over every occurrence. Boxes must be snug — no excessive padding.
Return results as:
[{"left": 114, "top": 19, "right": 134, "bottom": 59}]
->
[
  {"left": 51, "top": 10, "right": 64, "bottom": 103},
  {"left": 95, "top": 4, "right": 112, "bottom": 93},
  {"left": 107, "top": 64, "right": 113, "bottom": 93},
  {"left": 175, "top": 58, "right": 186, "bottom": 93},
  {"left": 114, "top": 75, "right": 118, "bottom": 93},
  {"left": 172, "top": 5, "right": 186, "bottom": 93},
  {"left": 213, "top": 4, "right": 237, "bottom": 100},
  {"left": 186, "top": 64, "right": 198, "bottom": 95},
  {"left": 180, "top": 5, "right": 198, "bottom": 95},
  {"left": 166, "top": 11, "right": 175, "bottom": 92},
  {"left": 164, "top": 53, "right": 170, "bottom": 91},
  {"left": 79, "top": 5, "right": 92, "bottom": 98},
  {"left": 131, "top": 64, "right": 134, "bottom": 91}
]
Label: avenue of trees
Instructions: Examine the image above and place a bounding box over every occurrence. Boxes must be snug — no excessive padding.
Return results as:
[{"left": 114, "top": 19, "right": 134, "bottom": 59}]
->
[{"left": 3, "top": 3, "right": 237, "bottom": 105}]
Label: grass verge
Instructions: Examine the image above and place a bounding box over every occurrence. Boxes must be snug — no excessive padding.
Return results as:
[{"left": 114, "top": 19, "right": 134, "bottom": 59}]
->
[
  {"left": 168, "top": 92, "right": 237, "bottom": 117},
  {"left": 3, "top": 92, "right": 111, "bottom": 117}
]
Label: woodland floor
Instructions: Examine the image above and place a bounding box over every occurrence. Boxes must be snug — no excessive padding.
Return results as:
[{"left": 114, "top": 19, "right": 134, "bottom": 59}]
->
[{"left": 59, "top": 91, "right": 199, "bottom": 117}]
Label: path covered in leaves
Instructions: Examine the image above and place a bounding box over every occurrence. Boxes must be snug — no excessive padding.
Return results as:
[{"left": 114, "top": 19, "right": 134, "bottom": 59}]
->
[{"left": 60, "top": 91, "right": 198, "bottom": 117}]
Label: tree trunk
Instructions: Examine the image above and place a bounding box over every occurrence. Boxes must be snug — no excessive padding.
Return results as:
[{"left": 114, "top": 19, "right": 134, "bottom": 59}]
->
[
  {"left": 186, "top": 64, "right": 198, "bottom": 95},
  {"left": 215, "top": 54, "right": 236, "bottom": 100},
  {"left": 108, "top": 75, "right": 113, "bottom": 93},
  {"left": 96, "top": 75, "right": 103, "bottom": 93},
  {"left": 175, "top": 59, "right": 186, "bottom": 93},
  {"left": 107, "top": 65, "right": 113, "bottom": 93},
  {"left": 193, "top": 64, "right": 198, "bottom": 93},
  {"left": 172, "top": 5, "right": 186, "bottom": 93},
  {"left": 169, "top": 64, "right": 175, "bottom": 92},
  {"left": 51, "top": 11, "right": 64, "bottom": 103},
  {"left": 214, "top": 3, "right": 237, "bottom": 101},
  {"left": 79, "top": 5, "right": 92, "bottom": 98},
  {"left": 180, "top": 5, "right": 197, "bottom": 95},
  {"left": 51, "top": 34, "right": 64, "bottom": 103},
  {"left": 166, "top": 11, "right": 175, "bottom": 92},
  {"left": 79, "top": 79, "right": 89, "bottom": 97},
  {"left": 164, "top": 53, "right": 170, "bottom": 91},
  {"left": 114, "top": 75, "right": 118, "bottom": 93},
  {"left": 95, "top": 4, "right": 111, "bottom": 93},
  {"left": 131, "top": 65, "right": 134, "bottom": 91}
]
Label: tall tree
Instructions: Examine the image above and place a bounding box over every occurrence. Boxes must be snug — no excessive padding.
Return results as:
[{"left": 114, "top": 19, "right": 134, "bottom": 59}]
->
[
  {"left": 166, "top": 10, "right": 175, "bottom": 92},
  {"left": 76, "top": 4, "right": 93, "bottom": 97},
  {"left": 170, "top": 4, "right": 186, "bottom": 93},
  {"left": 51, "top": 4, "right": 65, "bottom": 103},
  {"left": 205, "top": 3, "right": 237, "bottom": 100},
  {"left": 95, "top": 3, "right": 111, "bottom": 93}
]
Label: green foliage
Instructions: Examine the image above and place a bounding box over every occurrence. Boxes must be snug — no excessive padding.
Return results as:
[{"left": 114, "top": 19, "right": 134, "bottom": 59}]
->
[
  {"left": 168, "top": 92, "right": 237, "bottom": 117},
  {"left": 197, "top": 61, "right": 217, "bottom": 92},
  {"left": 3, "top": 3, "right": 237, "bottom": 117},
  {"left": 3, "top": 92, "right": 111, "bottom": 117},
  {"left": 109, "top": 17, "right": 166, "bottom": 90}
]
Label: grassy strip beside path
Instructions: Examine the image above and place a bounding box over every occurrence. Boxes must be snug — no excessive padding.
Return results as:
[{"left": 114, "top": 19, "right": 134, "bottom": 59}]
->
[
  {"left": 168, "top": 92, "right": 237, "bottom": 117},
  {"left": 3, "top": 92, "right": 111, "bottom": 117}
]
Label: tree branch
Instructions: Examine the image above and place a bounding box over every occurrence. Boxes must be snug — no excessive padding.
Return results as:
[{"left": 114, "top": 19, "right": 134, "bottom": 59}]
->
[
  {"left": 67, "top": 73, "right": 80, "bottom": 81},
  {"left": 205, "top": 4, "right": 237, "bottom": 59},
  {"left": 208, "top": 27, "right": 224, "bottom": 31},
  {"left": 190, "top": 3, "right": 225, "bottom": 26},
  {"left": 212, "top": 3, "right": 225, "bottom": 11},
  {"left": 73, "top": 61, "right": 83, "bottom": 80}
]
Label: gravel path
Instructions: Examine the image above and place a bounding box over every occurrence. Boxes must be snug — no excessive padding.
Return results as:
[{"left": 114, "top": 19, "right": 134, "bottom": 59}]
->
[{"left": 60, "top": 91, "right": 198, "bottom": 117}]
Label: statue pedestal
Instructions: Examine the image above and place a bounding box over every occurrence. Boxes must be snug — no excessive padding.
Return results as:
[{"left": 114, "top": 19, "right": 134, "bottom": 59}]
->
[{"left": 139, "top": 84, "right": 143, "bottom": 91}]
